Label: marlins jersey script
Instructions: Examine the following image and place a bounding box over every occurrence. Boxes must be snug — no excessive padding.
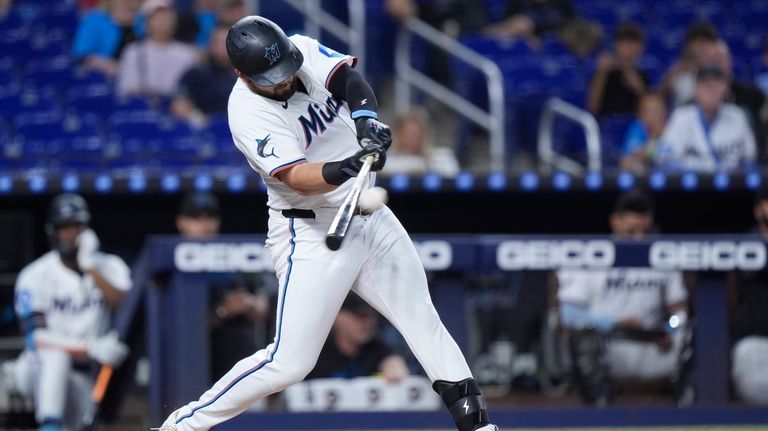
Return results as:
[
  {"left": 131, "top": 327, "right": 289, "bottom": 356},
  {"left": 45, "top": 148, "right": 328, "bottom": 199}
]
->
[
  {"left": 14, "top": 251, "right": 132, "bottom": 340},
  {"left": 228, "top": 35, "right": 367, "bottom": 210}
]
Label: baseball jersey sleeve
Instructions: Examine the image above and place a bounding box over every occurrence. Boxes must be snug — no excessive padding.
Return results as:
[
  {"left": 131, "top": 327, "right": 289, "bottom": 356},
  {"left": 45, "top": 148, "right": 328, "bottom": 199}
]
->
[
  {"left": 557, "top": 270, "right": 592, "bottom": 306},
  {"left": 100, "top": 254, "right": 132, "bottom": 292},
  {"left": 229, "top": 106, "right": 307, "bottom": 177},
  {"left": 14, "top": 266, "right": 48, "bottom": 320},
  {"left": 289, "top": 35, "right": 357, "bottom": 90},
  {"left": 664, "top": 272, "right": 687, "bottom": 306}
]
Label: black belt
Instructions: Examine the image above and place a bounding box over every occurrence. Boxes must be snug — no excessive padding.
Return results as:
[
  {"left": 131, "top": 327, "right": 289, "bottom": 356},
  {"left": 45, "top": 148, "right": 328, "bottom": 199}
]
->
[
  {"left": 281, "top": 208, "right": 316, "bottom": 218},
  {"left": 280, "top": 207, "right": 364, "bottom": 219}
]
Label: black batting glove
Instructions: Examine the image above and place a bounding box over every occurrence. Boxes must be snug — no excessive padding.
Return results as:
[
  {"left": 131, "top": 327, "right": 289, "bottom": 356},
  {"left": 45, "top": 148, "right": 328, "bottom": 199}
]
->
[
  {"left": 355, "top": 117, "right": 392, "bottom": 151},
  {"left": 322, "top": 143, "right": 387, "bottom": 186}
]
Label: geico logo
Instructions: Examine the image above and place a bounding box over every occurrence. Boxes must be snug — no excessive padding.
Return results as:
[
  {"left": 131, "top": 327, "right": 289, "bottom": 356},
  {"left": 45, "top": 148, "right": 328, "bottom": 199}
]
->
[
  {"left": 413, "top": 241, "right": 452, "bottom": 270},
  {"left": 649, "top": 241, "right": 766, "bottom": 270},
  {"left": 496, "top": 240, "right": 615, "bottom": 270},
  {"left": 174, "top": 243, "right": 274, "bottom": 272}
]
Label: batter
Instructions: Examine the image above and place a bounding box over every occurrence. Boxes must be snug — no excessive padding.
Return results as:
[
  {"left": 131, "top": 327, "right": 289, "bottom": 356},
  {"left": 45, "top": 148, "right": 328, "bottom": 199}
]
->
[{"left": 159, "top": 16, "right": 497, "bottom": 431}]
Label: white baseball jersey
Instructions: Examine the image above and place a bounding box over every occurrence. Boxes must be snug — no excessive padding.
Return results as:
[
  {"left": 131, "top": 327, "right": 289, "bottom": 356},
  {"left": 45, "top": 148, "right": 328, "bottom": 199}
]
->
[
  {"left": 557, "top": 269, "right": 686, "bottom": 329},
  {"left": 14, "top": 251, "right": 132, "bottom": 340},
  {"left": 228, "top": 34, "right": 371, "bottom": 210},
  {"left": 656, "top": 104, "right": 756, "bottom": 172}
]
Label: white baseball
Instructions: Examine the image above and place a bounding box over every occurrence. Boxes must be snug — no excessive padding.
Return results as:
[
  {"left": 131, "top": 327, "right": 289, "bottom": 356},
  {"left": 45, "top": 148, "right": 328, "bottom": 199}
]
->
[{"left": 359, "top": 186, "right": 388, "bottom": 214}]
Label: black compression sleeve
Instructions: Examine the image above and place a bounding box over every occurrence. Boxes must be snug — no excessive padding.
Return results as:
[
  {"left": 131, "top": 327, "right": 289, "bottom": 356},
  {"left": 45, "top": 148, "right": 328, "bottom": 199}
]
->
[{"left": 328, "top": 64, "right": 379, "bottom": 120}]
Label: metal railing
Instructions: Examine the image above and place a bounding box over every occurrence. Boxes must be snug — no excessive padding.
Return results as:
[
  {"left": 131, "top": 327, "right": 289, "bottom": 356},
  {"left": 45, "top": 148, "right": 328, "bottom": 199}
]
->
[
  {"left": 537, "top": 97, "right": 602, "bottom": 175},
  {"left": 395, "top": 18, "right": 506, "bottom": 172},
  {"left": 279, "top": 0, "right": 366, "bottom": 74}
]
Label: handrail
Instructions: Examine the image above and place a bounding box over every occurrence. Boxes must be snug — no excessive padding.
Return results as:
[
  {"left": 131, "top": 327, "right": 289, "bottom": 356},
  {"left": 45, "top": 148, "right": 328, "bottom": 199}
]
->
[
  {"left": 395, "top": 18, "right": 506, "bottom": 172},
  {"left": 537, "top": 97, "right": 602, "bottom": 175},
  {"left": 280, "top": 0, "right": 366, "bottom": 74}
]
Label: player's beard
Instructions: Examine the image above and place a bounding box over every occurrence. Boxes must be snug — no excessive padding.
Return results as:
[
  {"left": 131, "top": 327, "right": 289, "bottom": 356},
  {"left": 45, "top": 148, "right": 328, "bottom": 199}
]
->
[{"left": 251, "top": 77, "right": 298, "bottom": 102}]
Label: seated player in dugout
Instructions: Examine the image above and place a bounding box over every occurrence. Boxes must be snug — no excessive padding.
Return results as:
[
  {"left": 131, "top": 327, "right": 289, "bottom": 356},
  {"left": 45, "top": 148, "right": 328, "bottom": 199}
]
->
[
  {"left": 176, "top": 191, "right": 272, "bottom": 382},
  {"left": 12, "top": 194, "right": 131, "bottom": 431},
  {"left": 306, "top": 293, "right": 409, "bottom": 382},
  {"left": 555, "top": 190, "right": 694, "bottom": 406}
]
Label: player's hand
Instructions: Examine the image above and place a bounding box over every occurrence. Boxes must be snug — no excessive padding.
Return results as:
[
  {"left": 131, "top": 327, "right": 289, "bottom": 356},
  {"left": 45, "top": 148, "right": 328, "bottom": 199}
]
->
[
  {"left": 340, "top": 143, "right": 387, "bottom": 176},
  {"left": 76, "top": 229, "right": 100, "bottom": 271},
  {"left": 87, "top": 331, "right": 129, "bottom": 366},
  {"left": 355, "top": 118, "right": 392, "bottom": 151}
]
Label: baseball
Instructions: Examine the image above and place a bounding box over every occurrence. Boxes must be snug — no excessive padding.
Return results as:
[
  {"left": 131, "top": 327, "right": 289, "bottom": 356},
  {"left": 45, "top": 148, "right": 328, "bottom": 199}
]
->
[{"left": 359, "top": 186, "right": 388, "bottom": 214}]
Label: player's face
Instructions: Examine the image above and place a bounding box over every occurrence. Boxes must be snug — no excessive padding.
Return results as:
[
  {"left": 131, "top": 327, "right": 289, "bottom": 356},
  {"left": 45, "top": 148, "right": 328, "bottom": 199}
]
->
[
  {"left": 177, "top": 214, "right": 221, "bottom": 239},
  {"left": 56, "top": 223, "right": 87, "bottom": 251},
  {"left": 610, "top": 212, "right": 653, "bottom": 240}
]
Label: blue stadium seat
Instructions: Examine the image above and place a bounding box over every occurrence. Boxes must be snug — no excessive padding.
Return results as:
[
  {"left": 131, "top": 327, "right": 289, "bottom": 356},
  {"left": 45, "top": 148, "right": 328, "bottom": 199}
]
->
[
  {"left": 599, "top": 113, "right": 635, "bottom": 164},
  {"left": 0, "top": 91, "right": 56, "bottom": 121}
]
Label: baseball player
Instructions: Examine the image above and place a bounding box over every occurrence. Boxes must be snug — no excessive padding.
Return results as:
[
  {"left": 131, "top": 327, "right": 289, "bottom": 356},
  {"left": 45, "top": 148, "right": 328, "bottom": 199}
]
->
[
  {"left": 556, "top": 190, "right": 691, "bottom": 405},
  {"left": 13, "top": 193, "right": 131, "bottom": 431},
  {"left": 158, "top": 16, "right": 497, "bottom": 431}
]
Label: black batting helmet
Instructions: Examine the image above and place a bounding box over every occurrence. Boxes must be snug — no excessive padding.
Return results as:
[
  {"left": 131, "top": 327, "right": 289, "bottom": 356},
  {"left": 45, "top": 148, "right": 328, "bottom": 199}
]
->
[
  {"left": 226, "top": 16, "right": 304, "bottom": 87},
  {"left": 45, "top": 193, "right": 91, "bottom": 254}
]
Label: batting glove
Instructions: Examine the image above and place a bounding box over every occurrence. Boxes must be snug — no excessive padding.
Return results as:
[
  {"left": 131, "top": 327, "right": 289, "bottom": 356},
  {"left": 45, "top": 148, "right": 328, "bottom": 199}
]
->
[
  {"left": 355, "top": 118, "right": 392, "bottom": 151},
  {"left": 76, "top": 229, "right": 100, "bottom": 271},
  {"left": 340, "top": 143, "right": 387, "bottom": 177},
  {"left": 86, "top": 331, "right": 128, "bottom": 366}
]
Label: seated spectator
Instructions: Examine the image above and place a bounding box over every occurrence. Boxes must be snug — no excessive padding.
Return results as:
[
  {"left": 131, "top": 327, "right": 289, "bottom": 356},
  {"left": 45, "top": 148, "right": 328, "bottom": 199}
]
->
[
  {"left": 175, "top": 191, "right": 270, "bottom": 381},
  {"left": 484, "top": 0, "right": 602, "bottom": 58},
  {"left": 620, "top": 93, "right": 668, "bottom": 174},
  {"left": 175, "top": 0, "right": 249, "bottom": 47},
  {"left": 557, "top": 190, "right": 692, "bottom": 406},
  {"left": 710, "top": 39, "right": 767, "bottom": 151},
  {"left": 171, "top": 23, "right": 237, "bottom": 128},
  {"left": 306, "top": 294, "right": 409, "bottom": 383},
  {"left": 116, "top": 0, "right": 199, "bottom": 103},
  {"left": 587, "top": 23, "right": 649, "bottom": 117},
  {"left": 71, "top": 0, "right": 143, "bottom": 78},
  {"left": 728, "top": 188, "right": 768, "bottom": 406},
  {"left": 656, "top": 65, "right": 756, "bottom": 172},
  {"left": 660, "top": 22, "right": 719, "bottom": 107},
  {"left": 385, "top": 0, "right": 485, "bottom": 35},
  {"left": 382, "top": 109, "right": 460, "bottom": 178}
]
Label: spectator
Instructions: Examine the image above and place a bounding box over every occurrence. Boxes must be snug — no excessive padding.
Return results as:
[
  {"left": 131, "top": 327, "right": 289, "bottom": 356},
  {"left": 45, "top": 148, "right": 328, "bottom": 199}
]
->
[
  {"left": 710, "top": 39, "right": 767, "bottom": 152},
  {"left": 485, "top": 0, "right": 602, "bottom": 58},
  {"left": 659, "top": 22, "right": 719, "bottom": 107},
  {"left": 116, "top": 0, "right": 200, "bottom": 103},
  {"left": 385, "top": 0, "right": 485, "bottom": 35},
  {"left": 382, "top": 109, "right": 460, "bottom": 177},
  {"left": 620, "top": 93, "right": 668, "bottom": 174},
  {"left": 174, "top": 0, "right": 218, "bottom": 47},
  {"left": 176, "top": 191, "right": 271, "bottom": 380},
  {"left": 216, "top": 0, "right": 248, "bottom": 26},
  {"left": 12, "top": 194, "right": 131, "bottom": 430},
  {"left": 171, "top": 23, "right": 237, "bottom": 128},
  {"left": 656, "top": 65, "right": 756, "bottom": 172},
  {"left": 306, "top": 293, "right": 409, "bottom": 383},
  {"left": 71, "top": 0, "right": 143, "bottom": 78},
  {"left": 557, "top": 190, "right": 691, "bottom": 405},
  {"left": 728, "top": 188, "right": 768, "bottom": 406},
  {"left": 587, "top": 23, "right": 649, "bottom": 117}
]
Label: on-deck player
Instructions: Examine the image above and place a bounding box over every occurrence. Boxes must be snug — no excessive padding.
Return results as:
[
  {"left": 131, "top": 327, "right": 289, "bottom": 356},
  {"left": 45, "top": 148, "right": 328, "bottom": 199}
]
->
[
  {"left": 159, "top": 16, "right": 498, "bottom": 431},
  {"left": 13, "top": 193, "right": 131, "bottom": 431}
]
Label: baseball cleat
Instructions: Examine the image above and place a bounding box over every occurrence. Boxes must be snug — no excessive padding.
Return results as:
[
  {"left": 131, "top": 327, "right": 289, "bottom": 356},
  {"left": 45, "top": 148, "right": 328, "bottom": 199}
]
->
[{"left": 475, "top": 424, "right": 499, "bottom": 431}]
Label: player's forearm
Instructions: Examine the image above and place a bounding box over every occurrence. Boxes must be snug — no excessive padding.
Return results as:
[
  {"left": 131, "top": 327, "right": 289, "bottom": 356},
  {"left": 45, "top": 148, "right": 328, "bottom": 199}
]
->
[{"left": 277, "top": 162, "right": 338, "bottom": 195}]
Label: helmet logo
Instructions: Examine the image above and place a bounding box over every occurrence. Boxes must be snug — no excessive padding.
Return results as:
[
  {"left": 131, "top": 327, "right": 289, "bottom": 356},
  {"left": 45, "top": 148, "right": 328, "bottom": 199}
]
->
[{"left": 265, "top": 42, "right": 281, "bottom": 66}]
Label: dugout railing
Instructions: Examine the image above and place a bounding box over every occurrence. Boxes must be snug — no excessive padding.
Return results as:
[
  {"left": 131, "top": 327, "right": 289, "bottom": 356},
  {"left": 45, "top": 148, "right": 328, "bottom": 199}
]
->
[{"left": 134, "top": 234, "right": 768, "bottom": 428}]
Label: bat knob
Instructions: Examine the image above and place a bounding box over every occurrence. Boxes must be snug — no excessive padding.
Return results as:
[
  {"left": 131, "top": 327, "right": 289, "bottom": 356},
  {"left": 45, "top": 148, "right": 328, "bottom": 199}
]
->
[{"left": 326, "top": 234, "right": 342, "bottom": 251}]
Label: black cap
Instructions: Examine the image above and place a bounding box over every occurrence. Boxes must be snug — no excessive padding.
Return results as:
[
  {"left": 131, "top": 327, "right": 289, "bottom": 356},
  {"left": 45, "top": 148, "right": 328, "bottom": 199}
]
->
[
  {"left": 47, "top": 193, "right": 91, "bottom": 227},
  {"left": 179, "top": 192, "right": 220, "bottom": 217},
  {"left": 340, "top": 294, "right": 376, "bottom": 316},
  {"left": 697, "top": 64, "right": 727, "bottom": 81}
]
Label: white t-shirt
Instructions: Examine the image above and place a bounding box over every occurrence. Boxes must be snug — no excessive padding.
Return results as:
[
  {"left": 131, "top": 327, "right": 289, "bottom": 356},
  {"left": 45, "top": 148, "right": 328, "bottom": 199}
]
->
[
  {"left": 228, "top": 34, "right": 371, "bottom": 210},
  {"left": 656, "top": 103, "right": 756, "bottom": 172},
  {"left": 14, "top": 251, "right": 132, "bottom": 340},
  {"left": 557, "top": 269, "right": 687, "bottom": 329}
]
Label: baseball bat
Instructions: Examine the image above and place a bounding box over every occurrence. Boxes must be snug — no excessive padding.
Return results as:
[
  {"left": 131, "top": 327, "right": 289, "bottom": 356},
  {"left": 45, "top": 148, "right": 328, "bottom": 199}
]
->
[{"left": 326, "top": 155, "right": 374, "bottom": 251}]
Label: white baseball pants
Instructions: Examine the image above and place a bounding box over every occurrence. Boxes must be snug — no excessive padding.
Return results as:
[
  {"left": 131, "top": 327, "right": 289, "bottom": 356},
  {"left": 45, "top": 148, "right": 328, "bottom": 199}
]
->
[{"left": 166, "top": 206, "right": 472, "bottom": 430}]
